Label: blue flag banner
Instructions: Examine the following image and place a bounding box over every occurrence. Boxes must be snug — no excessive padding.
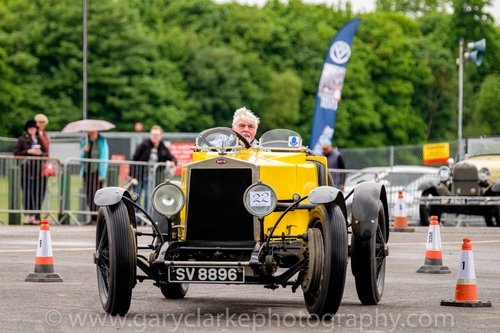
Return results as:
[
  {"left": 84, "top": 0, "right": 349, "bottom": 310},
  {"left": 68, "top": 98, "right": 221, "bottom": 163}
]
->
[{"left": 310, "top": 19, "right": 361, "bottom": 154}]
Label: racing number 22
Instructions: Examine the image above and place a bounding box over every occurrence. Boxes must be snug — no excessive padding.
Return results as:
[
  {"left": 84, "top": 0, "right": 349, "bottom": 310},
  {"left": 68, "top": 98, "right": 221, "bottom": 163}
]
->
[{"left": 250, "top": 190, "right": 271, "bottom": 207}]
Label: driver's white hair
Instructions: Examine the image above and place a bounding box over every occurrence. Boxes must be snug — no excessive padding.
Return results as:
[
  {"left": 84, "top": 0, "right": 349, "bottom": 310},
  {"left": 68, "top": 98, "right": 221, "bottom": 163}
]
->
[{"left": 232, "top": 107, "right": 260, "bottom": 129}]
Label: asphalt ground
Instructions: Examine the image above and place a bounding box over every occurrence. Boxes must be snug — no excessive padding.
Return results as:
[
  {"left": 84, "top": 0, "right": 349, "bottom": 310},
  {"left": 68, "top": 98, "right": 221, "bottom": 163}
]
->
[{"left": 0, "top": 225, "right": 499, "bottom": 333}]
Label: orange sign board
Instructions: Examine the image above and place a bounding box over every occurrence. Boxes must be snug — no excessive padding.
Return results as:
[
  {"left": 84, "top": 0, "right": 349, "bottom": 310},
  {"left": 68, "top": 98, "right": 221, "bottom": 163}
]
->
[{"left": 423, "top": 142, "right": 450, "bottom": 166}]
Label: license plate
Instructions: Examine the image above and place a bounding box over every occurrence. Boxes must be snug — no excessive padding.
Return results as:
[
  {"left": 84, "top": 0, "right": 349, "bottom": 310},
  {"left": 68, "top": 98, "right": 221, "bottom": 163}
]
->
[
  {"left": 440, "top": 197, "right": 468, "bottom": 205},
  {"left": 168, "top": 266, "right": 245, "bottom": 283}
]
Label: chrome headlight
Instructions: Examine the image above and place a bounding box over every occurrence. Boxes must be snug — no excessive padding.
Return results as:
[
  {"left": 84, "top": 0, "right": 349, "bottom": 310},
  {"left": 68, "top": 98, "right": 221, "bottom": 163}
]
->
[
  {"left": 152, "top": 181, "right": 185, "bottom": 217},
  {"left": 243, "top": 183, "right": 277, "bottom": 217},
  {"left": 438, "top": 166, "right": 451, "bottom": 182},
  {"left": 478, "top": 167, "right": 490, "bottom": 182}
]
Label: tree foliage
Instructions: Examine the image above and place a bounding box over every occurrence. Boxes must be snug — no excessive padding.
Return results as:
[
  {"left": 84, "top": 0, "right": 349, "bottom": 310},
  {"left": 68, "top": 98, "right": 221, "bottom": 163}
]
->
[{"left": 0, "top": 0, "right": 498, "bottom": 147}]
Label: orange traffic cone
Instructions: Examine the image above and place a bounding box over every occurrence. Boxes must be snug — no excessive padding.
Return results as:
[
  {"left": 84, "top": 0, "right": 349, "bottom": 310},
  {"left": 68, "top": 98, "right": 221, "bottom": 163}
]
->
[
  {"left": 441, "top": 238, "right": 491, "bottom": 307},
  {"left": 417, "top": 216, "right": 450, "bottom": 274},
  {"left": 25, "top": 219, "right": 63, "bottom": 282},
  {"left": 392, "top": 191, "right": 414, "bottom": 232}
]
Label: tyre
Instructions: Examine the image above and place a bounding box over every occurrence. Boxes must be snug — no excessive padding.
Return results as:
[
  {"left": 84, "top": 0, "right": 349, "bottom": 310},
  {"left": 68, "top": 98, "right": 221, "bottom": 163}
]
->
[
  {"left": 303, "top": 204, "right": 348, "bottom": 318},
  {"left": 419, "top": 191, "right": 442, "bottom": 226},
  {"left": 485, "top": 208, "right": 500, "bottom": 227},
  {"left": 351, "top": 202, "right": 387, "bottom": 305},
  {"left": 95, "top": 202, "right": 136, "bottom": 315},
  {"left": 160, "top": 283, "right": 189, "bottom": 299},
  {"left": 484, "top": 214, "right": 495, "bottom": 227}
]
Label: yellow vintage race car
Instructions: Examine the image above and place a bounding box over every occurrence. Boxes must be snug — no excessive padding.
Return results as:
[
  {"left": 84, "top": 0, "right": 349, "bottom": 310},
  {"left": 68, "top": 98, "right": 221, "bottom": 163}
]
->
[{"left": 93, "top": 127, "right": 390, "bottom": 318}]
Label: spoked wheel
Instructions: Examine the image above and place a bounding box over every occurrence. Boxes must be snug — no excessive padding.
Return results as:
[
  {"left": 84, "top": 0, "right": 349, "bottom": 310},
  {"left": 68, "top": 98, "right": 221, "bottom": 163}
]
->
[
  {"left": 95, "top": 202, "right": 136, "bottom": 315},
  {"left": 351, "top": 202, "right": 387, "bottom": 305},
  {"left": 303, "top": 204, "right": 348, "bottom": 318},
  {"left": 160, "top": 283, "right": 189, "bottom": 299}
]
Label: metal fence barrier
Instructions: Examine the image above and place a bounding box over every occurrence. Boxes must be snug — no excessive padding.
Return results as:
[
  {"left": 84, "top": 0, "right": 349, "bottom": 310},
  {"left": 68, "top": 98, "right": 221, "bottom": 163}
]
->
[
  {"left": 0, "top": 155, "right": 477, "bottom": 226},
  {"left": 329, "top": 168, "right": 440, "bottom": 224},
  {"left": 59, "top": 158, "right": 177, "bottom": 225},
  {"left": 0, "top": 156, "right": 62, "bottom": 224}
]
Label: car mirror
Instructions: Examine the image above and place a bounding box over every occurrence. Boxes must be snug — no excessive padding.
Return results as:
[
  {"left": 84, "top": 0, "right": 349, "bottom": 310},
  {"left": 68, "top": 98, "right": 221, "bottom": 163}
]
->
[{"left": 308, "top": 186, "right": 338, "bottom": 204}]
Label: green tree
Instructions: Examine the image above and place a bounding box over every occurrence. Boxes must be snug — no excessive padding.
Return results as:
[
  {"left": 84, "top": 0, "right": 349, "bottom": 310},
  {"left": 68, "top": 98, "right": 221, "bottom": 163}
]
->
[
  {"left": 0, "top": 47, "right": 20, "bottom": 137},
  {"left": 467, "top": 73, "right": 500, "bottom": 136},
  {"left": 415, "top": 12, "right": 456, "bottom": 141},
  {"left": 259, "top": 69, "right": 302, "bottom": 131}
]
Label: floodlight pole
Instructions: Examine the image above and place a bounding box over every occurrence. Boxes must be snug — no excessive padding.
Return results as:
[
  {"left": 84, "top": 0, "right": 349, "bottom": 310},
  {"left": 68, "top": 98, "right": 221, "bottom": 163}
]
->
[
  {"left": 457, "top": 38, "right": 464, "bottom": 161},
  {"left": 82, "top": 0, "right": 88, "bottom": 120}
]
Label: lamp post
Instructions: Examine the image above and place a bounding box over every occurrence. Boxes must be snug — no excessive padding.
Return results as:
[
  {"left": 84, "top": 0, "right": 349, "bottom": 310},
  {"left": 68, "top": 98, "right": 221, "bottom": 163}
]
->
[
  {"left": 456, "top": 38, "right": 485, "bottom": 161},
  {"left": 82, "top": 0, "right": 88, "bottom": 120},
  {"left": 457, "top": 39, "right": 464, "bottom": 161}
]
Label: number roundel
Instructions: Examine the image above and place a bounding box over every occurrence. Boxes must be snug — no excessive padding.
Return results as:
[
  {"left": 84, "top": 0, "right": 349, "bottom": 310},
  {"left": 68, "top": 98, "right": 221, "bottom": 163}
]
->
[{"left": 243, "top": 183, "right": 277, "bottom": 217}]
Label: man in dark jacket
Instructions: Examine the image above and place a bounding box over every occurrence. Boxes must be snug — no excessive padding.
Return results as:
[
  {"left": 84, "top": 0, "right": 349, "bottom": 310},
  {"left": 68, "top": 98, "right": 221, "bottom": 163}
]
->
[
  {"left": 131, "top": 125, "right": 177, "bottom": 211},
  {"left": 322, "top": 145, "right": 346, "bottom": 191}
]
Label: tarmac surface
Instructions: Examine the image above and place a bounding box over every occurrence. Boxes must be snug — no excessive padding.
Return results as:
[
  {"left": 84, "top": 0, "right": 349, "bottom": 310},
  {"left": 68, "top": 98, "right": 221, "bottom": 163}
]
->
[{"left": 0, "top": 224, "right": 499, "bottom": 332}]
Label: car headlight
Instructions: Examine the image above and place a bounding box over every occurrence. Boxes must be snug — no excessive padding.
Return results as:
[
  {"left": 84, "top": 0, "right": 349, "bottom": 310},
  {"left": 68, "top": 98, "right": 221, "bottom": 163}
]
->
[
  {"left": 243, "top": 183, "right": 277, "bottom": 217},
  {"left": 478, "top": 167, "right": 490, "bottom": 182},
  {"left": 152, "top": 181, "right": 185, "bottom": 217},
  {"left": 438, "top": 166, "right": 451, "bottom": 182}
]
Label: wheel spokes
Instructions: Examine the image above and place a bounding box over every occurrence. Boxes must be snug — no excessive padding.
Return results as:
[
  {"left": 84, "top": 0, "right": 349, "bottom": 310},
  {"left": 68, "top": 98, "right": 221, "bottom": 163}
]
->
[
  {"left": 375, "top": 225, "right": 386, "bottom": 273},
  {"left": 96, "top": 221, "right": 111, "bottom": 295}
]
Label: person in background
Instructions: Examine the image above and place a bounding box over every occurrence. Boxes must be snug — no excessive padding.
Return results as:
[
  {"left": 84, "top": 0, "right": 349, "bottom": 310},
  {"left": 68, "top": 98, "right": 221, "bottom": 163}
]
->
[
  {"left": 34, "top": 113, "right": 50, "bottom": 221},
  {"left": 131, "top": 125, "right": 177, "bottom": 212},
  {"left": 81, "top": 131, "right": 109, "bottom": 224},
  {"left": 134, "top": 121, "right": 144, "bottom": 133},
  {"left": 322, "top": 145, "right": 346, "bottom": 191},
  {"left": 34, "top": 113, "right": 50, "bottom": 153},
  {"left": 14, "top": 120, "right": 48, "bottom": 224},
  {"left": 232, "top": 107, "right": 260, "bottom": 146}
]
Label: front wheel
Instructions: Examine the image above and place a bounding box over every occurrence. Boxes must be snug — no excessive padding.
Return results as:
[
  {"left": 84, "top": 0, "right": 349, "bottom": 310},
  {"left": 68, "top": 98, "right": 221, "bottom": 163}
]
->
[
  {"left": 419, "top": 191, "right": 442, "bottom": 226},
  {"left": 351, "top": 202, "right": 387, "bottom": 305},
  {"left": 303, "top": 204, "right": 348, "bottom": 318},
  {"left": 95, "top": 202, "right": 136, "bottom": 315}
]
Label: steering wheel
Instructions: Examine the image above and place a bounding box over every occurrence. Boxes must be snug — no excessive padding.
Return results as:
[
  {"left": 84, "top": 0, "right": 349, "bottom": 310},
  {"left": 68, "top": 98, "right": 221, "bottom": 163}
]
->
[
  {"left": 232, "top": 130, "right": 252, "bottom": 149},
  {"left": 196, "top": 127, "right": 251, "bottom": 150}
]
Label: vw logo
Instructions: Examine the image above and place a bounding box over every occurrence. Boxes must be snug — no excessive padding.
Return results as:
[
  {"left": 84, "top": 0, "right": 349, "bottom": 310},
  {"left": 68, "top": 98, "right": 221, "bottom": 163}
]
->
[{"left": 329, "top": 41, "right": 351, "bottom": 64}]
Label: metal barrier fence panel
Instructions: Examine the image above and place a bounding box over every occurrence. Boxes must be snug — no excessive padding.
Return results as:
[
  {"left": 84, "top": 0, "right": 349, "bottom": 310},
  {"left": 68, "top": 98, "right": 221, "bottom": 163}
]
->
[
  {"left": 330, "top": 167, "right": 440, "bottom": 224},
  {"left": 60, "top": 158, "right": 176, "bottom": 225},
  {"left": 0, "top": 156, "right": 62, "bottom": 225},
  {"left": 1, "top": 134, "right": 460, "bottom": 226},
  {"left": 2, "top": 135, "right": 458, "bottom": 170}
]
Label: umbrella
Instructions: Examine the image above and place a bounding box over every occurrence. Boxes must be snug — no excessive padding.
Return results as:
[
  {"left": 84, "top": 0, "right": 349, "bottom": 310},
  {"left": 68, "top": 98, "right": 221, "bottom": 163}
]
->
[{"left": 62, "top": 119, "right": 115, "bottom": 133}]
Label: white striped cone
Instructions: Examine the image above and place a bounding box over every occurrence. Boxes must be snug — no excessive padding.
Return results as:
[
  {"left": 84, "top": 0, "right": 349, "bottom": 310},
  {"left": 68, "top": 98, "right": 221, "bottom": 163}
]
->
[
  {"left": 25, "top": 219, "right": 63, "bottom": 282},
  {"left": 417, "top": 216, "right": 450, "bottom": 273},
  {"left": 393, "top": 191, "right": 408, "bottom": 228},
  {"left": 441, "top": 238, "right": 491, "bottom": 307}
]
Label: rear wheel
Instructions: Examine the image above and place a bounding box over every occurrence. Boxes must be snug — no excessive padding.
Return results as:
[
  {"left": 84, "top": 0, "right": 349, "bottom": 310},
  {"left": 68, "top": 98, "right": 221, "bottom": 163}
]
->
[
  {"left": 95, "top": 202, "right": 136, "bottom": 315},
  {"left": 303, "top": 204, "right": 348, "bottom": 318},
  {"left": 160, "top": 283, "right": 189, "bottom": 299},
  {"left": 351, "top": 202, "right": 387, "bottom": 305}
]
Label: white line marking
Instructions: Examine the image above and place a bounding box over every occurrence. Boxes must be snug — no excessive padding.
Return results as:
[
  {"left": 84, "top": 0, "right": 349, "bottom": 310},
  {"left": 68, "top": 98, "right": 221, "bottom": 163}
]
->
[
  {"left": 390, "top": 240, "right": 500, "bottom": 246},
  {"left": 0, "top": 248, "right": 94, "bottom": 253}
]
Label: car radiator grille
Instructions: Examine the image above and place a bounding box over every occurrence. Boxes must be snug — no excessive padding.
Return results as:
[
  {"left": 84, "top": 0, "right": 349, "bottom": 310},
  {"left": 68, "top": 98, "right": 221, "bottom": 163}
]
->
[
  {"left": 453, "top": 164, "right": 479, "bottom": 195},
  {"left": 186, "top": 168, "right": 254, "bottom": 241}
]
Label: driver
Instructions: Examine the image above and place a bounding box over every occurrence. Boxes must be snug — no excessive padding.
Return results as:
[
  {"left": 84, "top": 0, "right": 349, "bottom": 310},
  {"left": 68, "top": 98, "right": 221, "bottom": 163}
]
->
[{"left": 232, "top": 107, "right": 260, "bottom": 146}]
